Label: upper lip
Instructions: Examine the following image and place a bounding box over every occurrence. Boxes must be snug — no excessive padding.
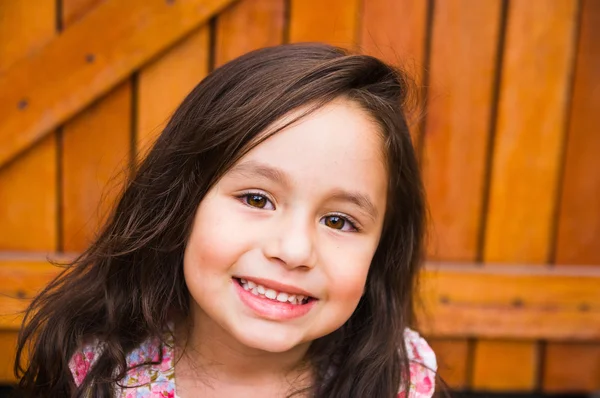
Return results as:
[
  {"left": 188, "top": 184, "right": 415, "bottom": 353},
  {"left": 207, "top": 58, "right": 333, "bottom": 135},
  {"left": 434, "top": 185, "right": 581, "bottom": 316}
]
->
[{"left": 235, "top": 276, "right": 316, "bottom": 298}]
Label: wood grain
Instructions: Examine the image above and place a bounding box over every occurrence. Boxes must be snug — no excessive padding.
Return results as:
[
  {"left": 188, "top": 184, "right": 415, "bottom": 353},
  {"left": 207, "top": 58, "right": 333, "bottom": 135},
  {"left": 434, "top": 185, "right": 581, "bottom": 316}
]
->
[
  {"left": 483, "top": 0, "right": 579, "bottom": 264},
  {"left": 0, "top": 0, "right": 235, "bottom": 168},
  {"left": 0, "top": 1, "right": 57, "bottom": 252},
  {"left": 0, "top": 331, "right": 18, "bottom": 383},
  {"left": 472, "top": 340, "right": 538, "bottom": 391},
  {"left": 215, "top": 0, "right": 285, "bottom": 68},
  {"left": 427, "top": 338, "right": 470, "bottom": 390},
  {"left": 0, "top": 136, "right": 57, "bottom": 251},
  {"left": 360, "top": 0, "right": 428, "bottom": 80},
  {"left": 543, "top": 342, "right": 600, "bottom": 392},
  {"left": 420, "top": 1, "right": 503, "bottom": 388},
  {"left": 288, "top": 0, "right": 360, "bottom": 47},
  {"left": 419, "top": 264, "right": 600, "bottom": 340},
  {"left": 137, "top": 26, "right": 210, "bottom": 154},
  {"left": 359, "top": 0, "right": 429, "bottom": 146},
  {"left": 61, "top": 0, "right": 132, "bottom": 253},
  {"left": 62, "top": 0, "right": 104, "bottom": 26},
  {"left": 477, "top": 0, "right": 579, "bottom": 390},
  {"left": 547, "top": 0, "right": 600, "bottom": 389},
  {"left": 423, "top": 0, "right": 502, "bottom": 262},
  {"left": 555, "top": 0, "right": 600, "bottom": 266},
  {"left": 0, "top": 0, "right": 55, "bottom": 73},
  {"left": 62, "top": 83, "right": 131, "bottom": 251},
  {"left": 0, "top": 257, "right": 68, "bottom": 330}
]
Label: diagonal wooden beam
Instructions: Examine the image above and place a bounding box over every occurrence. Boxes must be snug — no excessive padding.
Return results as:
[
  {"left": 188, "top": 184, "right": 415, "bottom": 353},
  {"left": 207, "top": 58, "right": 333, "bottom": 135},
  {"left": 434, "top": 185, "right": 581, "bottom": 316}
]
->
[{"left": 0, "top": 0, "right": 236, "bottom": 168}]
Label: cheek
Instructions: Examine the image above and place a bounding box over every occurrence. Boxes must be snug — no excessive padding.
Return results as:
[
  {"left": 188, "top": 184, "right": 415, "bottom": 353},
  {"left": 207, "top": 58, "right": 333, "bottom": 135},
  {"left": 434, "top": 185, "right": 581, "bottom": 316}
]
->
[
  {"left": 183, "top": 196, "right": 242, "bottom": 286},
  {"left": 323, "top": 247, "right": 374, "bottom": 304}
]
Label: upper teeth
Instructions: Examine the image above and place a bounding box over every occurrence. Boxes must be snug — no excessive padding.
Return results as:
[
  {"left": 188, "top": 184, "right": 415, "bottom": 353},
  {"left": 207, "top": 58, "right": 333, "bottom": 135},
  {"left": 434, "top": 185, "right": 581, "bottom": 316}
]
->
[{"left": 240, "top": 279, "right": 308, "bottom": 305}]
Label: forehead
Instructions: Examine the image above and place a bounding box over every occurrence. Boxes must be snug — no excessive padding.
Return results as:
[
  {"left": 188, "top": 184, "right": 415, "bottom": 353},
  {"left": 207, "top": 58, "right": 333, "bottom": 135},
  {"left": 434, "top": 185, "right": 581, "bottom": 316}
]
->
[{"left": 231, "top": 98, "right": 388, "bottom": 204}]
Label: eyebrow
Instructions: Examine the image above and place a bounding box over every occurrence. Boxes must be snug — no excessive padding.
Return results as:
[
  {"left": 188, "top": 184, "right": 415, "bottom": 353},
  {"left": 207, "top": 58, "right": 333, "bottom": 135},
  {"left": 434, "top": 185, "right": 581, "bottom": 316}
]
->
[
  {"left": 228, "top": 161, "right": 379, "bottom": 220},
  {"left": 328, "top": 189, "right": 379, "bottom": 221},
  {"left": 227, "top": 161, "right": 291, "bottom": 187}
]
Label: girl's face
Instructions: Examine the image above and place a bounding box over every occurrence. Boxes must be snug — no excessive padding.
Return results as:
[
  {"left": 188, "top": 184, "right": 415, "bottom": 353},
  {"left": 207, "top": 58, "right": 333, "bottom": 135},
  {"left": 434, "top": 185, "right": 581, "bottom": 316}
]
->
[{"left": 183, "top": 98, "right": 388, "bottom": 353}]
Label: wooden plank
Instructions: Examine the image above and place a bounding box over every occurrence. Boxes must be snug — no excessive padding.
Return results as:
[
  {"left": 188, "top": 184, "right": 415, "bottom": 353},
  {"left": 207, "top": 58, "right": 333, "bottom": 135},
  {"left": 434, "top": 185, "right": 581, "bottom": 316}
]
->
[
  {"left": 360, "top": 0, "right": 428, "bottom": 81},
  {"left": 0, "top": 0, "right": 55, "bottom": 73},
  {"left": 0, "top": 257, "right": 68, "bottom": 330},
  {"left": 476, "top": 0, "right": 580, "bottom": 391},
  {"left": 137, "top": 26, "right": 210, "bottom": 154},
  {"left": 547, "top": 0, "right": 600, "bottom": 391},
  {"left": 61, "top": 0, "right": 132, "bottom": 252},
  {"left": 0, "top": 0, "right": 236, "bottom": 169},
  {"left": 62, "top": 0, "right": 104, "bottom": 26},
  {"left": 2, "top": 258, "right": 599, "bottom": 338},
  {"left": 0, "top": 0, "right": 57, "bottom": 253},
  {"left": 555, "top": 0, "right": 600, "bottom": 266},
  {"left": 427, "top": 338, "right": 469, "bottom": 390},
  {"left": 62, "top": 83, "right": 131, "bottom": 251},
  {"left": 422, "top": 0, "right": 502, "bottom": 261},
  {"left": 0, "top": 331, "right": 18, "bottom": 383},
  {"left": 288, "top": 0, "right": 360, "bottom": 47},
  {"left": 543, "top": 342, "right": 600, "bottom": 392},
  {"left": 420, "top": 2, "right": 503, "bottom": 388},
  {"left": 0, "top": 136, "right": 57, "bottom": 251},
  {"left": 419, "top": 264, "right": 600, "bottom": 340},
  {"left": 214, "top": 0, "right": 285, "bottom": 68},
  {"left": 359, "top": 0, "right": 429, "bottom": 147},
  {"left": 483, "top": 0, "right": 579, "bottom": 264},
  {"left": 472, "top": 340, "right": 538, "bottom": 391}
]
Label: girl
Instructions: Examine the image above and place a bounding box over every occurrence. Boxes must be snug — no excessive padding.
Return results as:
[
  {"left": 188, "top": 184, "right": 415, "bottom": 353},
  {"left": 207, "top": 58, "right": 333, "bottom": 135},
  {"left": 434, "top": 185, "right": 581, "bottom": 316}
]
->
[{"left": 15, "top": 43, "right": 437, "bottom": 397}]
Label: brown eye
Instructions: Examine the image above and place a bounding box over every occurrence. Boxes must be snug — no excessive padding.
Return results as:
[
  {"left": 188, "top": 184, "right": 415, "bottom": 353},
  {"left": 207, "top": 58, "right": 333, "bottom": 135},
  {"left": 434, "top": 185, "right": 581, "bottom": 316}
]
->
[
  {"left": 247, "top": 194, "right": 267, "bottom": 208},
  {"left": 324, "top": 216, "right": 345, "bottom": 230},
  {"left": 240, "top": 193, "right": 275, "bottom": 210}
]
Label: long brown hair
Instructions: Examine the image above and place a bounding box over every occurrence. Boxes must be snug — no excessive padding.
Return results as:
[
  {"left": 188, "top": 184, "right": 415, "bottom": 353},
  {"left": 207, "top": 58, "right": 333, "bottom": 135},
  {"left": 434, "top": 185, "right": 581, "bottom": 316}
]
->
[{"left": 15, "top": 43, "right": 426, "bottom": 397}]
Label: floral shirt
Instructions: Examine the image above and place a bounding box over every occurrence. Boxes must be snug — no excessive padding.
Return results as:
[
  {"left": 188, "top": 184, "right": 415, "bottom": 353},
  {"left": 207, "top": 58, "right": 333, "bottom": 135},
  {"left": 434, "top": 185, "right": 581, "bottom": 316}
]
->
[{"left": 69, "top": 328, "right": 436, "bottom": 397}]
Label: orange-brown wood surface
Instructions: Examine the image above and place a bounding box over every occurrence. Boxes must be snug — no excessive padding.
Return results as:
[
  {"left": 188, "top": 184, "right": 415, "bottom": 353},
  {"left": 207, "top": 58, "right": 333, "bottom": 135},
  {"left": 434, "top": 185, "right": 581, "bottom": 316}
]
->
[
  {"left": 420, "top": 264, "right": 600, "bottom": 340},
  {"left": 62, "top": 0, "right": 104, "bottom": 26},
  {"left": 360, "top": 0, "right": 428, "bottom": 79},
  {"left": 0, "top": 0, "right": 235, "bottom": 169},
  {"left": 61, "top": 0, "right": 132, "bottom": 253},
  {"left": 62, "top": 83, "right": 132, "bottom": 252},
  {"left": 0, "top": 257, "right": 69, "bottom": 330},
  {"left": 472, "top": 340, "right": 539, "bottom": 391},
  {"left": 555, "top": 0, "right": 600, "bottom": 266},
  {"left": 359, "top": 0, "right": 430, "bottom": 148},
  {"left": 428, "top": 338, "right": 470, "bottom": 390},
  {"left": 0, "top": 0, "right": 57, "bottom": 253},
  {"left": 483, "top": 0, "right": 579, "bottom": 264},
  {"left": 476, "top": 0, "right": 580, "bottom": 391},
  {"left": 0, "top": 331, "right": 18, "bottom": 383},
  {"left": 547, "top": 0, "right": 600, "bottom": 389},
  {"left": 419, "top": 2, "right": 503, "bottom": 388},
  {"left": 423, "top": 0, "right": 502, "bottom": 262},
  {"left": 137, "top": 27, "right": 211, "bottom": 153},
  {"left": 0, "top": 137, "right": 57, "bottom": 252},
  {"left": 215, "top": 0, "right": 285, "bottom": 68},
  {"left": 543, "top": 342, "right": 600, "bottom": 392},
  {"left": 0, "top": 0, "right": 55, "bottom": 73},
  {"left": 289, "top": 0, "right": 360, "bottom": 47}
]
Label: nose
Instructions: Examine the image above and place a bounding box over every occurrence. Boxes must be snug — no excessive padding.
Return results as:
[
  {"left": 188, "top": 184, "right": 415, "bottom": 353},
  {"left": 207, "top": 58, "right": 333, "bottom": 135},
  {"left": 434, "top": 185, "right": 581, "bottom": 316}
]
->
[{"left": 263, "top": 211, "right": 317, "bottom": 270}]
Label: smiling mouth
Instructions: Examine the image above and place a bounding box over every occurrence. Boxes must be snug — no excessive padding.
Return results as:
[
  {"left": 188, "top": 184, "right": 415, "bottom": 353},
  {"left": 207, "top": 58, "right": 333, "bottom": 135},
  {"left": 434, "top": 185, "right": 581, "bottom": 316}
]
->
[{"left": 233, "top": 278, "right": 315, "bottom": 306}]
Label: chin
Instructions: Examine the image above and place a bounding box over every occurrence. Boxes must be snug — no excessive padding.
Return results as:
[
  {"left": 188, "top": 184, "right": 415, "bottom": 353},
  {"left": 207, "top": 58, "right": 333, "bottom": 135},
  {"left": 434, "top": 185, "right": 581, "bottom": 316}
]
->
[{"left": 233, "top": 326, "right": 307, "bottom": 353}]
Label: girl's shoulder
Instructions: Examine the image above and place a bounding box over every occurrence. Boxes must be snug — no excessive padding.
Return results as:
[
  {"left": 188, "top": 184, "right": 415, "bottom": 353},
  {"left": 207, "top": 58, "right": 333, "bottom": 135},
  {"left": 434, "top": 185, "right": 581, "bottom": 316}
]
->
[
  {"left": 69, "top": 334, "right": 176, "bottom": 397},
  {"left": 402, "top": 328, "right": 437, "bottom": 398}
]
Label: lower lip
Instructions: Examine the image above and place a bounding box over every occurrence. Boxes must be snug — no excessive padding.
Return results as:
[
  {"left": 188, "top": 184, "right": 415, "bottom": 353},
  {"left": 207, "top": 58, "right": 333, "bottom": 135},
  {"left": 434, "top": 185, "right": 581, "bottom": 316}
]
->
[{"left": 233, "top": 279, "right": 317, "bottom": 321}]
